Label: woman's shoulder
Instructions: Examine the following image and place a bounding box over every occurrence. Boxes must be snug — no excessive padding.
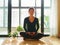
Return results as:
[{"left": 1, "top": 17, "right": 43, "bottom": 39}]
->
[
  {"left": 35, "top": 17, "right": 38, "bottom": 20},
  {"left": 24, "top": 17, "right": 29, "bottom": 20},
  {"left": 24, "top": 17, "right": 38, "bottom": 20}
]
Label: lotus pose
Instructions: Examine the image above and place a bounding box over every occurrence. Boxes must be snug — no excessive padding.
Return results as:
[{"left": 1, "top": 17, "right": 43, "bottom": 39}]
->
[{"left": 20, "top": 8, "right": 43, "bottom": 40}]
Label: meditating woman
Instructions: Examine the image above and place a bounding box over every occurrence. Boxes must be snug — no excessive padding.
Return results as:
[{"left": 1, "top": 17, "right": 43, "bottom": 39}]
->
[{"left": 20, "top": 8, "right": 43, "bottom": 40}]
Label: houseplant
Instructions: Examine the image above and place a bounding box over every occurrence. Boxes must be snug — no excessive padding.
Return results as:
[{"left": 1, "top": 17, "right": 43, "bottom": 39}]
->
[
  {"left": 12, "top": 32, "right": 18, "bottom": 38},
  {"left": 17, "top": 25, "right": 23, "bottom": 32},
  {"left": 8, "top": 32, "right": 18, "bottom": 43},
  {"left": 16, "top": 25, "right": 23, "bottom": 36},
  {"left": 8, "top": 32, "right": 18, "bottom": 38}
]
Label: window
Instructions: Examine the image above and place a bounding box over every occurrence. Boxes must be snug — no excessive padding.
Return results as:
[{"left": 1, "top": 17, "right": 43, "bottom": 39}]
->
[
  {"left": 11, "top": 0, "right": 41, "bottom": 34},
  {"left": 36, "top": 0, "right": 41, "bottom": 7},
  {"left": 0, "top": 0, "right": 51, "bottom": 36},
  {"left": 5, "top": 0, "right": 8, "bottom": 7},
  {"left": 44, "top": 9, "right": 50, "bottom": 34},
  {"left": 12, "top": 0, "right": 19, "bottom": 7},
  {"left": 11, "top": 0, "right": 41, "bottom": 27},
  {"left": 0, "top": 9, "right": 3, "bottom": 27},
  {"left": 11, "top": 0, "right": 51, "bottom": 35},
  {"left": 5, "top": 8, "right": 8, "bottom": 27},
  {"left": 11, "top": 8, "right": 19, "bottom": 27},
  {"left": 21, "top": 0, "right": 35, "bottom": 7},
  {"left": 44, "top": 0, "right": 51, "bottom": 34},
  {"left": 44, "top": 0, "right": 51, "bottom": 7},
  {"left": 20, "top": 9, "right": 29, "bottom": 27},
  {"left": 0, "top": 0, "right": 8, "bottom": 35},
  {"left": 0, "top": 0, "right": 4, "bottom": 7}
]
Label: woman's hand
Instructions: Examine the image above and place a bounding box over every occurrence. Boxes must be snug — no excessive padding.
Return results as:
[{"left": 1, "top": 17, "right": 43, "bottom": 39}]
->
[
  {"left": 30, "top": 32, "right": 36, "bottom": 36},
  {"left": 26, "top": 32, "right": 31, "bottom": 35},
  {"left": 26, "top": 32, "right": 36, "bottom": 36}
]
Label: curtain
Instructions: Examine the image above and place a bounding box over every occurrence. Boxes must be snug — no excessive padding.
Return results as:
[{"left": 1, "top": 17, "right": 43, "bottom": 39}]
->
[{"left": 49, "top": 0, "right": 58, "bottom": 36}]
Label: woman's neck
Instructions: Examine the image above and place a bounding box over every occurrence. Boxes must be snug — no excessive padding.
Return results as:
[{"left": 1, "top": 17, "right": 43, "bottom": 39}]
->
[{"left": 29, "top": 15, "right": 34, "bottom": 18}]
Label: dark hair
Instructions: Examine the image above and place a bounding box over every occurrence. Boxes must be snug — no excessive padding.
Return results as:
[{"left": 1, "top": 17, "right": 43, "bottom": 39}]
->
[{"left": 29, "top": 8, "right": 34, "bottom": 11}]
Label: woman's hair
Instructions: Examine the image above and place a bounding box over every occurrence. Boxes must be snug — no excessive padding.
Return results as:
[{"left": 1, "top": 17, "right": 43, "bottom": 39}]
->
[{"left": 29, "top": 8, "right": 34, "bottom": 11}]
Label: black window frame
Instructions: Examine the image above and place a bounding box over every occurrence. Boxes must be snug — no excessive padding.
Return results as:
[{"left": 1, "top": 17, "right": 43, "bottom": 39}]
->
[{"left": 0, "top": 0, "right": 11, "bottom": 37}]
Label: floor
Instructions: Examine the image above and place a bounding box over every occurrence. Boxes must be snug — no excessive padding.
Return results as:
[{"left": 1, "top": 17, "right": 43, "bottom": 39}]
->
[{"left": 0, "top": 36, "right": 60, "bottom": 45}]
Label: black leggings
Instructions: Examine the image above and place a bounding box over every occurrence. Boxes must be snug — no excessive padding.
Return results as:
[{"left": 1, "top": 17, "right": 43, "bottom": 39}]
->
[{"left": 20, "top": 32, "right": 44, "bottom": 39}]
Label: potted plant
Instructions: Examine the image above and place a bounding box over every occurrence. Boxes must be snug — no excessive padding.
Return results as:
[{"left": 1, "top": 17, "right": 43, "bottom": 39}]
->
[
  {"left": 8, "top": 32, "right": 18, "bottom": 43},
  {"left": 12, "top": 32, "right": 18, "bottom": 38},
  {"left": 17, "top": 25, "right": 23, "bottom": 32},
  {"left": 16, "top": 25, "right": 23, "bottom": 36},
  {"left": 8, "top": 32, "right": 18, "bottom": 38},
  {"left": 8, "top": 32, "right": 11, "bottom": 38}
]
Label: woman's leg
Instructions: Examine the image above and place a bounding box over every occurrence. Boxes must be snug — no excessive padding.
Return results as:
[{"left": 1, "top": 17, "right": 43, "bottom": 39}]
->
[
  {"left": 32, "top": 33, "right": 44, "bottom": 40},
  {"left": 20, "top": 32, "right": 31, "bottom": 39}
]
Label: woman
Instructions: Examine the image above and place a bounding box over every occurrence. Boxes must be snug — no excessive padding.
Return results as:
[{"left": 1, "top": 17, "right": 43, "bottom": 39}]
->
[{"left": 20, "top": 8, "right": 43, "bottom": 40}]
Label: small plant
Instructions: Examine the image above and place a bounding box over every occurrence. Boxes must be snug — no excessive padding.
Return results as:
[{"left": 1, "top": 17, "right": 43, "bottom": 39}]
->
[
  {"left": 12, "top": 32, "right": 18, "bottom": 38},
  {"left": 17, "top": 25, "right": 23, "bottom": 32},
  {"left": 8, "top": 32, "right": 18, "bottom": 38},
  {"left": 8, "top": 32, "right": 11, "bottom": 37}
]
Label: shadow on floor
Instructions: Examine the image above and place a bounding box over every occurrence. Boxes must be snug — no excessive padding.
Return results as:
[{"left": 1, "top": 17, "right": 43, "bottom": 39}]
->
[{"left": 19, "top": 40, "right": 45, "bottom": 45}]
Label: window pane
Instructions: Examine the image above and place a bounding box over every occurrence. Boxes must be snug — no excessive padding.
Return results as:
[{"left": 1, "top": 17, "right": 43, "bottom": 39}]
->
[
  {"left": 20, "top": 9, "right": 29, "bottom": 27},
  {"left": 5, "top": 0, "right": 8, "bottom": 7},
  {"left": 0, "top": 9, "right": 3, "bottom": 27},
  {"left": 36, "top": 0, "right": 41, "bottom": 7},
  {"left": 36, "top": 9, "right": 41, "bottom": 33},
  {"left": 44, "top": 9, "right": 50, "bottom": 34},
  {"left": 0, "top": 0, "right": 4, "bottom": 7},
  {"left": 44, "top": 0, "right": 51, "bottom": 7},
  {"left": 0, "top": 27, "right": 8, "bottom": 35},
  {"left": 44, "top": 9, "right": 50, "bottom": 16},
  {"left": 5, "top": 8, "right": 8, "bottom": 27},
  {"left": 0, "top": 8, "right": 8, "bottom": 35},
  {"left": 11, "top": 8, "right": 19, "bottom": 27},
  {"left": 12, "top": 0, "right": 19, "bottom": 7},
  {"left": 21, "top": 0, "right": 35, "bottom": 7}
]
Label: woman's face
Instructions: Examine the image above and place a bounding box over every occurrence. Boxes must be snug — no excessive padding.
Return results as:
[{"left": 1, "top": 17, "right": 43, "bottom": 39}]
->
[{"left": 29, "top": 9, "right": 34, "bottom": 16}]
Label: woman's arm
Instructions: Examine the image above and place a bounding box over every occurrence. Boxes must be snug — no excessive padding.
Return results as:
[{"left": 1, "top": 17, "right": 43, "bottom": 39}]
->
[
  {"left": 36, "top": 18, "right": 39, "bottom": 32},
  {"left": 23, "top": 19, "right": 28, "bottom": 32}
]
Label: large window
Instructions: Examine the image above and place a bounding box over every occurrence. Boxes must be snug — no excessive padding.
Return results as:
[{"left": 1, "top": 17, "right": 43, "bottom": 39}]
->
[
  {"left": 0, "top": 0, "right": 8, "bottom": 35},
  {"left": 11, "top": 0, "right": 41, "bottom": 33},
  {"left": 11, "top": 0, "right": 51, "bottom": 34},
  {"left": 44, "top": 0, "right": 51, "bottom": 34},
  {"left": 0, "top": 0, "right": 51, "bottom": 36},
  {"left": 11, "top": 0, "right": 41, "bottom": 27}
]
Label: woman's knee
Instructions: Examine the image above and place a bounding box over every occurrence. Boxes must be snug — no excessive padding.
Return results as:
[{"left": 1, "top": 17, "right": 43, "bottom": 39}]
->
[
  {"left": 36, "top": 33, "right": 44, "bottom": 37},
  {"left": 20, "top": 32, "right": 25, "bottom": 35}
]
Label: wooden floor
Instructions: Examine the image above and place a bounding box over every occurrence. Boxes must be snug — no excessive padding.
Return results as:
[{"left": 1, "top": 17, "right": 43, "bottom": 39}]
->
[{"left": 1, "top": 36, "right": 60, "bottom": 45}]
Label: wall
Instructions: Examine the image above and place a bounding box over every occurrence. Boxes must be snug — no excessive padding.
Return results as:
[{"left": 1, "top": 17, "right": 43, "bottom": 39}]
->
[{"left": 57, "top": 0, "right": 60, "bottom": 37}]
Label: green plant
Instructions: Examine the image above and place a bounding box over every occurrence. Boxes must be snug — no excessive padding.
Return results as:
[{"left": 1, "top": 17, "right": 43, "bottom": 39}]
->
[
  {"left": 17, "top": 25, "right": 23, "bottom": 32},
  {"left": 38, "top": 15, "right": 49, "bottom": 28},
  {"left": 8, "top": 32, "right": 11, "bottom": 37},
  {"left": 44, "top": 15, "right": 49, "bottom": 28},
  {"left": 12, "top": 32, "right": 18, "bottom": 37},
  {"left": 8, "top": 32, "right": 18, "bottom": 38}
]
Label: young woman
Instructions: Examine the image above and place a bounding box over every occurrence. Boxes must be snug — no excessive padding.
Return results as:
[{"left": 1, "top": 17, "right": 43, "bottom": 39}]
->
[{"left": 20, "top": 8, "right": 44, "bottom": 40}]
